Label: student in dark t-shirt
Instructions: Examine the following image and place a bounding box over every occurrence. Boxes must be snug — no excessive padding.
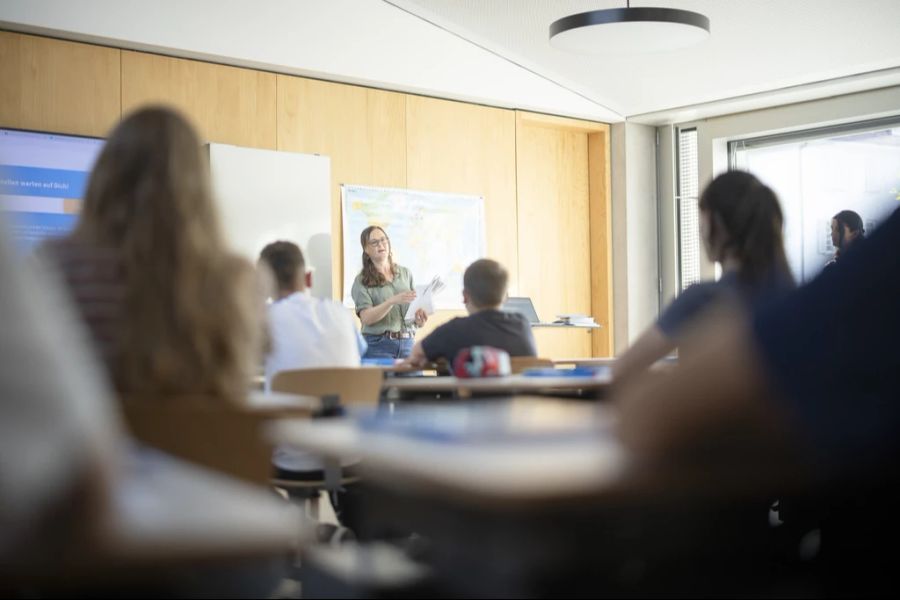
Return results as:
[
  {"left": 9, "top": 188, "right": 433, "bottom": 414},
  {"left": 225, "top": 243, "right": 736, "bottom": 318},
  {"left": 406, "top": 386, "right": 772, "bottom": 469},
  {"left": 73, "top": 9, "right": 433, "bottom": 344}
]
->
[
  {"left": 614, "top": 171, "right": 795, "bottom": 383},
  {"left": 407, "top": 259, "right": 537, "bottom": 367}
]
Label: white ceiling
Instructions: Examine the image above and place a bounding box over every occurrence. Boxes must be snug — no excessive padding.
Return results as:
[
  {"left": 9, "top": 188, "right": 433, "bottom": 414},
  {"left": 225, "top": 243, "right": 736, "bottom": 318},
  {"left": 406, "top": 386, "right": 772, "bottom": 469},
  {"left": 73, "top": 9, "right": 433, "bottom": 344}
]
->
[
  {"left": 3, "top": 0, "right": 900, "bottom": 125},
  {"left": 392, "top": 0, "right": 900, "bottom": 123}
]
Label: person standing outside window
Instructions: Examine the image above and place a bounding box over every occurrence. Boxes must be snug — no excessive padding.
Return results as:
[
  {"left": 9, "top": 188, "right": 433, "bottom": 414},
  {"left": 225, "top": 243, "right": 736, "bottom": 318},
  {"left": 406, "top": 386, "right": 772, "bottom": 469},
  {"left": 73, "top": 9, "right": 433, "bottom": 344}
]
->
[{"left": 826, "top": 209, "right": 865, "bottom": 269}]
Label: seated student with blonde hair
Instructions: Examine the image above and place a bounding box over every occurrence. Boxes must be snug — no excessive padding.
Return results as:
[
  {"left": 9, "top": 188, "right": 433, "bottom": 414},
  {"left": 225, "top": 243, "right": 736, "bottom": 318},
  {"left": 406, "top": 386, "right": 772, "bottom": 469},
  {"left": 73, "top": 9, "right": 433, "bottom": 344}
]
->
[
  {"left": 40, "top": 106, "right": 262, "bottom": 403},
  {"left": 1, "top": 217, "right": 284, "bottom": 598},
  {"left": 407, "top": 258, "right": 537, "bottom": 367}
]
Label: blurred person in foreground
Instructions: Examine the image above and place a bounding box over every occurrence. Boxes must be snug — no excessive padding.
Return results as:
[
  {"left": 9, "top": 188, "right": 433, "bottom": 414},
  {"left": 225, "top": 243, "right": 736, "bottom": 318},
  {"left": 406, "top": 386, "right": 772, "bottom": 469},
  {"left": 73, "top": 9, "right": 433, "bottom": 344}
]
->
[
  {"left": 40, "top": 106, "right": 262, "bottom": 404},
  {"left": 616, "top": 206, "right": 900, "bottom": 595}
]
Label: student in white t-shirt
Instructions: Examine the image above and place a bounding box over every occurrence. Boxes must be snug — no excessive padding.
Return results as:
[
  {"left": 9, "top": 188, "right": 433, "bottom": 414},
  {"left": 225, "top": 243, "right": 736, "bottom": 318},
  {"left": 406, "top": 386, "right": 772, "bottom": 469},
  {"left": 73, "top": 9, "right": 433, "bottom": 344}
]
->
[
  {"left": 258, "top": 241, "right": 366, "bottom": 392},
  {"left": 258, "top": 241, "right": 366, "bottom": 531}
]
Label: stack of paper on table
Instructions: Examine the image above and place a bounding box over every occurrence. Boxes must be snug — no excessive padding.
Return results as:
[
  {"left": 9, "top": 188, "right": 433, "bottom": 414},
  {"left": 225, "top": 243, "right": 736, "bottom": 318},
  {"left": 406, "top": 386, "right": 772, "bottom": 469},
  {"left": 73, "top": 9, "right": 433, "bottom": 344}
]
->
[{"left": 555, "top": 314, "right": 597, "bottom": 326}]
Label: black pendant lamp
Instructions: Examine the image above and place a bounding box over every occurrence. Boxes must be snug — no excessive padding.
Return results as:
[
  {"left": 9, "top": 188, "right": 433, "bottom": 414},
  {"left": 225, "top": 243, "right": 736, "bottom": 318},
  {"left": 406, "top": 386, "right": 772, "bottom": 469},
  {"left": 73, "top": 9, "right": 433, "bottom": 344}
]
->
[{"left": 550, "top": 1, "right": 710, "bottom": 54}]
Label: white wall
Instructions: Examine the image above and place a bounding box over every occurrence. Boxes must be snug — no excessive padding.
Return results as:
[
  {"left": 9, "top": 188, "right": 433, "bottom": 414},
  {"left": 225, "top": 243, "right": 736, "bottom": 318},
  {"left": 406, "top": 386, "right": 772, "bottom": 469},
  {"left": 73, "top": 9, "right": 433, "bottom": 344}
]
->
[
  {"left": 656, "top": 125, "right": 679, "bottom": 308},
  {"left": 612, "top": 122, "right": 659, "bottom": 353},
  {"left": 207, "top": 144, "right": 333, "bottom": 299}
]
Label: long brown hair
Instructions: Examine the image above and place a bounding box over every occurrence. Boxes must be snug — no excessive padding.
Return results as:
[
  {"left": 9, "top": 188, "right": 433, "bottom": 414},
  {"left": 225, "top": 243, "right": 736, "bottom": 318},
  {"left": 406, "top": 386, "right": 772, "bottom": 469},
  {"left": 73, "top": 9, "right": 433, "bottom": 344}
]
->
[
  {"left": 72, "top": 106, "right": 260, "bottom": 403},
  {"left": 358, "top": 225, "right": 397, "bottom": 287},
  {"left": 699, "top": 171, "right": 794, "bottom": 288}
]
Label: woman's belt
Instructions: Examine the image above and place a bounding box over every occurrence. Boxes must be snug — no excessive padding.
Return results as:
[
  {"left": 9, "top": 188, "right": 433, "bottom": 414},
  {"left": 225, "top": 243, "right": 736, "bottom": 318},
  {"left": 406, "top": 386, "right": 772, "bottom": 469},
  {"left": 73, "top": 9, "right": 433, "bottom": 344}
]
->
[{"left": 377, "top": 331, "right": 413, "bottom": 339}]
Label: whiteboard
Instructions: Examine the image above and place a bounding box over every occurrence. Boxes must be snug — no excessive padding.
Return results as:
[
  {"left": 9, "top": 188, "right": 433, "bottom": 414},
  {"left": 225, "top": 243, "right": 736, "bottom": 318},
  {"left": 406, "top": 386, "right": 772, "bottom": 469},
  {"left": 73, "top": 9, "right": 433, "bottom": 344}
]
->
[
  {"left": 341, "top": 185, "right": 485, "bottom": 310},
  {"left": 207, "top": 144, "right": 332, "bottom": 299}
]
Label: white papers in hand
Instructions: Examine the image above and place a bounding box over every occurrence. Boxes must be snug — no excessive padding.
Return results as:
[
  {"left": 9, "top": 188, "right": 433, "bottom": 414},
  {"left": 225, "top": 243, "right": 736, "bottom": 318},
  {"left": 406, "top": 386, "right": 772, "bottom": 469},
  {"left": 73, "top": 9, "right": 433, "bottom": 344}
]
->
[{"left": 405, "top": 275, "right": 445, "bottom": 322}]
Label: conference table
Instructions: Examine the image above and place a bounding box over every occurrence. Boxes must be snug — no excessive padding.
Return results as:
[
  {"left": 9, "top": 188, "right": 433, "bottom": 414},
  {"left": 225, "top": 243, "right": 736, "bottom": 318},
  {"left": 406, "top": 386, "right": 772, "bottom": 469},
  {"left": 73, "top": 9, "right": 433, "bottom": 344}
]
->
[
  {"left": 271, "top": 396, "right": 623, "bottom": 505},
  {"left": 270, "top": 395, "right": 804, "bottom": 597}
]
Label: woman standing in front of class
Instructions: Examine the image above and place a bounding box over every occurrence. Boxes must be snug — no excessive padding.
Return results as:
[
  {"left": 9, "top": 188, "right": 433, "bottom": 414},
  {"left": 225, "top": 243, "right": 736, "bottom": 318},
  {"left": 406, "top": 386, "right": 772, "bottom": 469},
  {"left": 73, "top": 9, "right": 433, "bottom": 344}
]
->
[{"left": 351, "top": 225, "right": 427, "bottom": 359}]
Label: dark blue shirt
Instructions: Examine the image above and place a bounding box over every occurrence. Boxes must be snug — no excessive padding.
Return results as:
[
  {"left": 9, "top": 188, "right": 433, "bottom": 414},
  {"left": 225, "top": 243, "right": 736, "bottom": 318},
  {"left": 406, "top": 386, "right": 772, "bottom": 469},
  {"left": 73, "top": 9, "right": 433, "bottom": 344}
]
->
[
  {"left": 658, "top": 271, "right": 792, "bottom": 339},
  {"left": 752, "top": 208, "right": 900, "bottom": 479}
]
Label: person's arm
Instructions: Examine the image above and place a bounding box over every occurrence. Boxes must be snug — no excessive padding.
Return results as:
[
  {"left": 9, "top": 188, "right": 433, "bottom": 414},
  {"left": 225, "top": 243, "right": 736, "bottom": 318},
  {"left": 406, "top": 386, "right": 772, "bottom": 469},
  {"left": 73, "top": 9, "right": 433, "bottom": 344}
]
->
[
  {"left": 614, "top": 283, "right": 719, "bottom": 384},
  {"left": 352, "top": 275, "right": 417, "bottom": 327},
  {"left": 407, "top": 341, "right": 429, "bottom": 367},
  {"left": 612, "top": 325, "right": 676, "bottom": 384},
  {"left": 615, "top": 304, "right": 797, "bottom": 479},
  {"left": 358, "top": 290, "right": 416, "bottom": 326},
  {"left": 404, "top": 319, "right": 453, "bottom": 367}
]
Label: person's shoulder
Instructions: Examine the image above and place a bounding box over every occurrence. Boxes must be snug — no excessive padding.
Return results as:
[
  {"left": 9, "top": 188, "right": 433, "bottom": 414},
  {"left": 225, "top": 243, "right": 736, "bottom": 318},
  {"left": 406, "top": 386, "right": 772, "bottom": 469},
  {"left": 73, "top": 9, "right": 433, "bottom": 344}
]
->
[
  {"left": 658, "top": 280, "right": 723, "bottom": 335},
  {"left": 512, "top": 312, "right": 533, "bottom": 331},
  {"left": 426, "top": 315, "right": 469, "bottom": 339},
  {"left": 38, "top": 236, "right": 98, "bottom": 261},
  {"left": 437, "top": 314, "right": 470, "bottom": 329},
  {"left": 479, "top": 308, "right": 526, "bottom": 323},
  {"left": 37, "top": 237, "right": 121, "bottom": 282},
  {"left": 351, "top": 271, "right": 367, "bottom": 290},
  {"left": 677, "top": 279, "right": 725, "bottom": 303},
  {"left": 221, "top": 252, "right": 254, "bottom": 277},
  {"left": 505, "top": 310, "right": 530, "bottom": 325},
  {"left": 36, "top": 235, "right": 68, "bottom": 257},
  {"left": 220, "top": 253, "right": 262, "bottom": 298},
  {"left": 762, "top": 269, "right": 797, "bottom": 295},
  {"left": 499, "top": 311, "right": 534, "bottom": 336},
  {"left": 34, "top": 236, "right": 71, "bottom": 269}
]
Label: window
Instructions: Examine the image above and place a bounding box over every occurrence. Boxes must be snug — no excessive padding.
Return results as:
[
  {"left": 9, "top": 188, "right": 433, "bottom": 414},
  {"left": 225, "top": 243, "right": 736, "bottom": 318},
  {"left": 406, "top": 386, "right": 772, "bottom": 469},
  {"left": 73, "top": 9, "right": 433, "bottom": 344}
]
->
[
  {"left": 730, "top": 117, "right": 900, "bottom": 282},
  {"left": 676, "top": 128, "right": 700, "bottom": 291}
]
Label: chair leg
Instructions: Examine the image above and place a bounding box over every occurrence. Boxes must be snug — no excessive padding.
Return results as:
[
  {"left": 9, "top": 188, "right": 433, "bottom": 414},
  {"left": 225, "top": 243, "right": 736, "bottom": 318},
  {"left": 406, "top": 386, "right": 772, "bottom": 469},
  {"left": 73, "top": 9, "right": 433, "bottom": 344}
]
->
[{"left": 308, "top": 491, "right": 320, "bottom": 521}]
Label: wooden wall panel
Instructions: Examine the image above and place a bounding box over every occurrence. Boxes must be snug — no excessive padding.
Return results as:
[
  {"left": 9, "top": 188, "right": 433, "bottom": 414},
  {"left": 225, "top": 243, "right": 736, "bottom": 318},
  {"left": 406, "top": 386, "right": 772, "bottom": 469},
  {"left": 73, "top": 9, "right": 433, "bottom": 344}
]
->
[
  {"left": 405, "top": 96, "right": 517, "bottom": 337},
  {"left": 589, "top": 130, "right": 613, "bottom": 356},
  {"left": 516, "top": 114, "right": 593, "bottom": 359},
  {"left": 1, "top": 32, "right": 613, "bottom": 357},
  {"left": 0, "top": 32, "right": 120, "bottom": 136},
  {"left": 276, "top": 76, "right": 406, "bottom": 298},
  {"left": 121, "top": 50, "right": 276, "bottom": 149}
]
